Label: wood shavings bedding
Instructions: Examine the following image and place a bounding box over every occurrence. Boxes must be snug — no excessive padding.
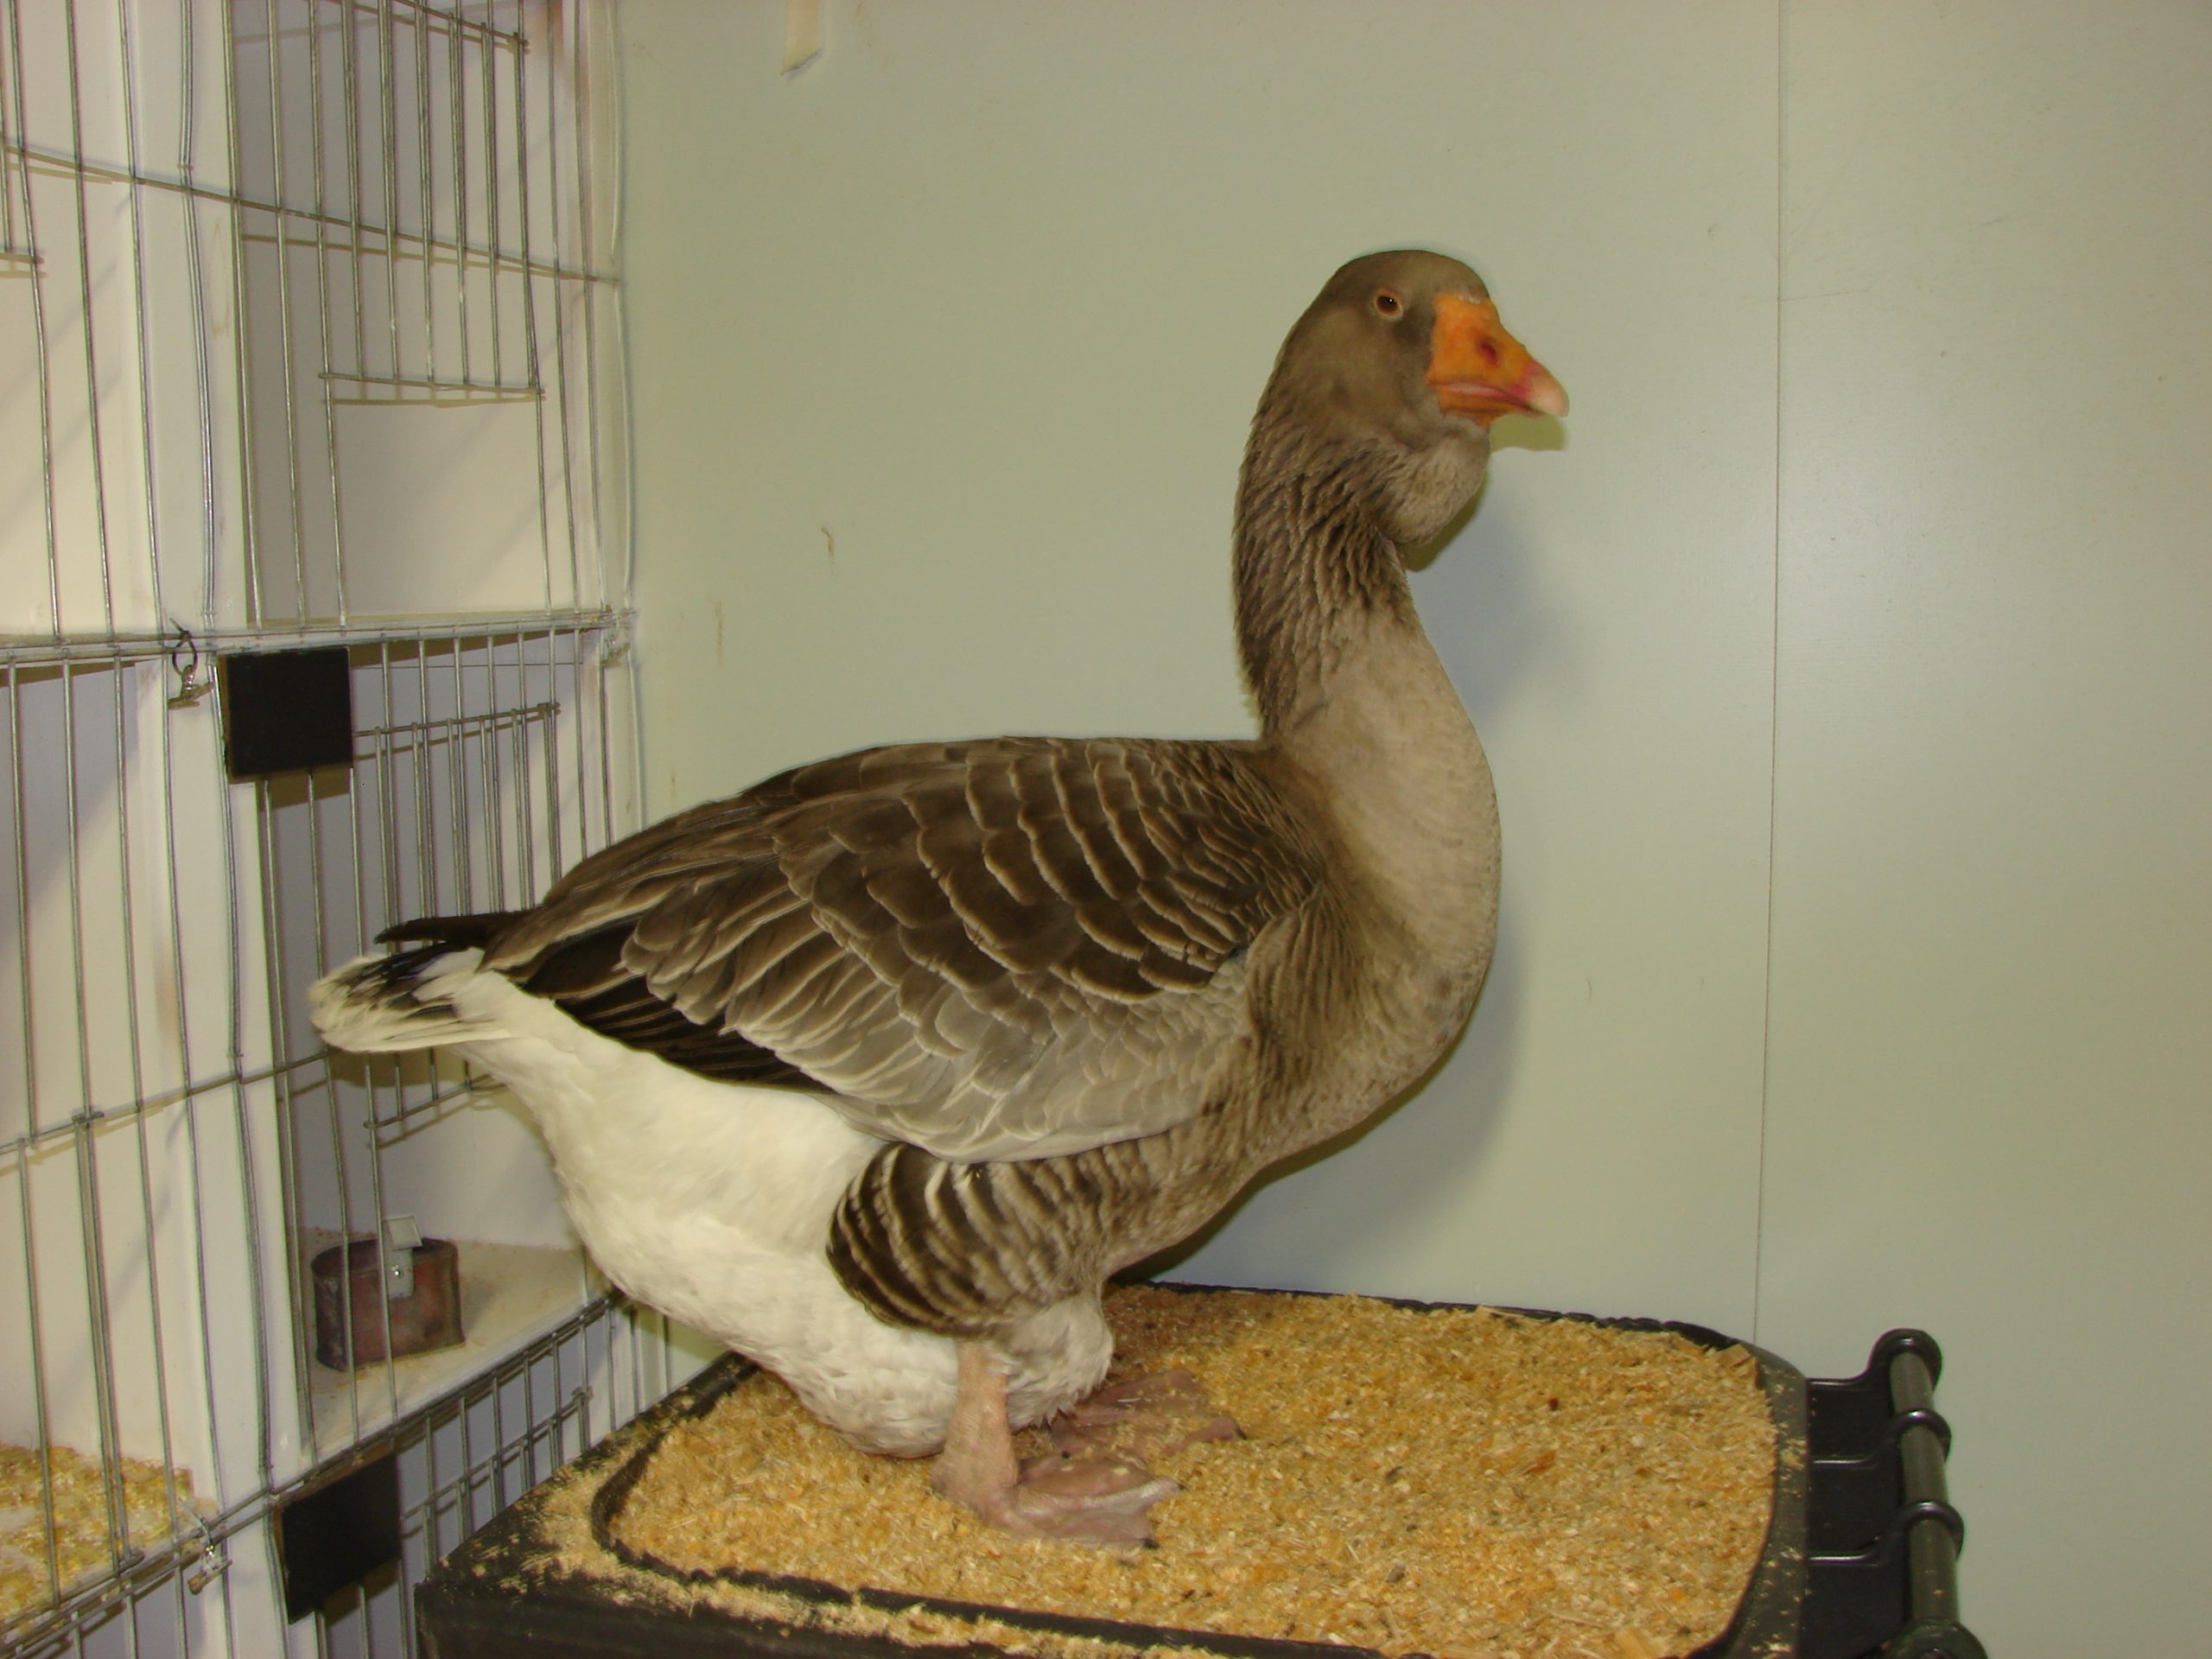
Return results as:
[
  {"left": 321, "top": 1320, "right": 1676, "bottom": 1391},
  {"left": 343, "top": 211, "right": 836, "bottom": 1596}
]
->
[
  {"left": 602, "top": 1286, "right": 1777, "bottom": 1659},
  {"left": 0, "top": 1444, "right": 197, "bottom": 1626}
]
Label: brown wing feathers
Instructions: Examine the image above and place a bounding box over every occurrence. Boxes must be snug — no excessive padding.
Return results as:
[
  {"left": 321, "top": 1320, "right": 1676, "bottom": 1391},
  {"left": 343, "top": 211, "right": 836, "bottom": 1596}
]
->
[
  {"left": 476, "top": 738, "right": 1317, "bottom": 1166},
  {"left": 526, "top": 922, "right": 819, "bottom": 1087}
]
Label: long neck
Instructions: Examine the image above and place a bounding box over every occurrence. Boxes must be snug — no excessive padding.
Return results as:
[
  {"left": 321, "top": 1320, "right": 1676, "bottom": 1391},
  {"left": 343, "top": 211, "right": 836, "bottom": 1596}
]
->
[
  {"left": 1232, "top": 411, "right": 1418, "bottom": 736},
  {"left": 1232, "top": 410, "right": 1499, "bottom": 966}
]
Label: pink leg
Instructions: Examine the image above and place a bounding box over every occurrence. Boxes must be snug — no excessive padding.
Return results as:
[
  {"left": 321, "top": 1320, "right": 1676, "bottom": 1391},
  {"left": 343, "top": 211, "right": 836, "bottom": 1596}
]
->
[
  {"left": 932, "top": 1343, "right": 1179, "bottom": 1545},
  {"left": 1050, "top": 1367, "right": 1242, "bottom": 1465}
]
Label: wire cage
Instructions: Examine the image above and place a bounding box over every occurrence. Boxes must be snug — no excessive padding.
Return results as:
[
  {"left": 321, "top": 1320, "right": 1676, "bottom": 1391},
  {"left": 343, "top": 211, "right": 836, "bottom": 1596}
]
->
[{"left": 2, "top": 3, "right": 672, "bottom": 1654}]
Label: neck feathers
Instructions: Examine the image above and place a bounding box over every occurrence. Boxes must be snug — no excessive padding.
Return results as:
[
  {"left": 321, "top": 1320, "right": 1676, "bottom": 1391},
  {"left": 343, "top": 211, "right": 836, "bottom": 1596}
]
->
[{"left": 1232, "top": 408, "right": 1414, "bottom": 736}]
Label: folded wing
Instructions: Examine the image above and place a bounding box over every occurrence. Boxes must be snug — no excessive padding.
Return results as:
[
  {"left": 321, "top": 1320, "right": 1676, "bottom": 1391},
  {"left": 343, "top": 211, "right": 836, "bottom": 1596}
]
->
[{"left": 482, "top": 736, "right": 1319, "bottom": 1161}]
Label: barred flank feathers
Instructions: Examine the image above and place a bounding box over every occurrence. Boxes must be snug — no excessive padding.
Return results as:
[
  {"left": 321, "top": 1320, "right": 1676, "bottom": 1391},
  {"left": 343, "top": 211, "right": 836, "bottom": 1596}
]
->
[{"left": 828, "top": 1142, "right": 1118, "bottom": 1338}]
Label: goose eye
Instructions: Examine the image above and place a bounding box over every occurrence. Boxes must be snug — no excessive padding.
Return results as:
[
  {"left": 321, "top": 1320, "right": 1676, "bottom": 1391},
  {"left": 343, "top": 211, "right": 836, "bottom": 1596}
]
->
[{"left": 1373, "top": 289, "right": 1403, "bottom": 317}]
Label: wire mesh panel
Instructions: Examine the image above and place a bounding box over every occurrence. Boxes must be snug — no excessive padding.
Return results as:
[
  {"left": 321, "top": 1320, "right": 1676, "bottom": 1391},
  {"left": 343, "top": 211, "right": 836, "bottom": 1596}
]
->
[
  {"left": 1, "top": 0, "right": 624, "bottom": 640},
  {"left": 2, "top": 3, "right": 653, "bottom": 1655},
  {"left": 1, "top": 649, "right": 286, "bottom": 1653},
  {"left": 300, "top": 1293, "right": 678, "bottom": 1659},
  {"left": 264, "top": 626, "right": 639, "bottom": 1467},
  {"left": 227, "top": 0, "right": 621, "bottom": 625}
]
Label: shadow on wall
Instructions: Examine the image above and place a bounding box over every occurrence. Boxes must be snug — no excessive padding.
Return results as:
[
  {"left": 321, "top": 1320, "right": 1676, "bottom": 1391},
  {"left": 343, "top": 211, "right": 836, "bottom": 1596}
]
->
[{"left": 1413, "top": 414, "right": 1569, "bottom": 719}]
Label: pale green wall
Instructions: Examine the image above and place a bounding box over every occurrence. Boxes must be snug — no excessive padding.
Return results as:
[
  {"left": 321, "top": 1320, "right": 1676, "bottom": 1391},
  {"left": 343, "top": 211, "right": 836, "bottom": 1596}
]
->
[
  {"left": 614, "top": 3, "right": 2211, "bottom": 1652},
  {"left": 1758, "top": 2, "right": 2212, "bottom": 1639}
]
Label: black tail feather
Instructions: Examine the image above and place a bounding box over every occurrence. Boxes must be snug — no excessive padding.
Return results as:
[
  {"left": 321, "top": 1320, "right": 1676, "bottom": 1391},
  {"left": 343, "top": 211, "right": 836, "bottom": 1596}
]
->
[
  {"left": 372, "top": 911, "right": 815, "bottom": 1089},
  {"left": 376, "top": 911, "right": 518, "bottom": 950}
]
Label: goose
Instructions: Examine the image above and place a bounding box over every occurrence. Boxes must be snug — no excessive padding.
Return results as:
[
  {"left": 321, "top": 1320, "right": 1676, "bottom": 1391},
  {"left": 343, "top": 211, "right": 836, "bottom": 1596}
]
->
[{"left": 310, "top": 249, "right": 1565, "bottom": 1544}]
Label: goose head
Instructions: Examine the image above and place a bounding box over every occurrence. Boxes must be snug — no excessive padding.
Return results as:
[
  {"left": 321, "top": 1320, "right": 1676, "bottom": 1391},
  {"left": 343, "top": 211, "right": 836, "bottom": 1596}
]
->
[{"left": 1254, "top": 249, "right": 1567, "bottom": 546}]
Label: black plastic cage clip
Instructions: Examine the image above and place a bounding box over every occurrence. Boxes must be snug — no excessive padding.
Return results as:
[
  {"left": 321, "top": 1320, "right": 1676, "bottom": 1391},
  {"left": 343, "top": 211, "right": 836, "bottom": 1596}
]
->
[{"left": 219, "top": 645, "right": 355, "bottom": 779}]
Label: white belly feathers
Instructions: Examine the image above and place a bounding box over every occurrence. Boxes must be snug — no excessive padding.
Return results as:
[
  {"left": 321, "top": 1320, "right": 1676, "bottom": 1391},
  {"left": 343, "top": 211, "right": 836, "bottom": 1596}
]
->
[{"left": 422, "top": 952, "right": 1111, "bottom": 1456}]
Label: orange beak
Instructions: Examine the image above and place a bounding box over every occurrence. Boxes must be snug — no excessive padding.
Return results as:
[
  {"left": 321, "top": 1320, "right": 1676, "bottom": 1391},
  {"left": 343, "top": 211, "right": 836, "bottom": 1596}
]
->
[{"left": 1427, "top": 293, "right": 1568, "bottom": 423}]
